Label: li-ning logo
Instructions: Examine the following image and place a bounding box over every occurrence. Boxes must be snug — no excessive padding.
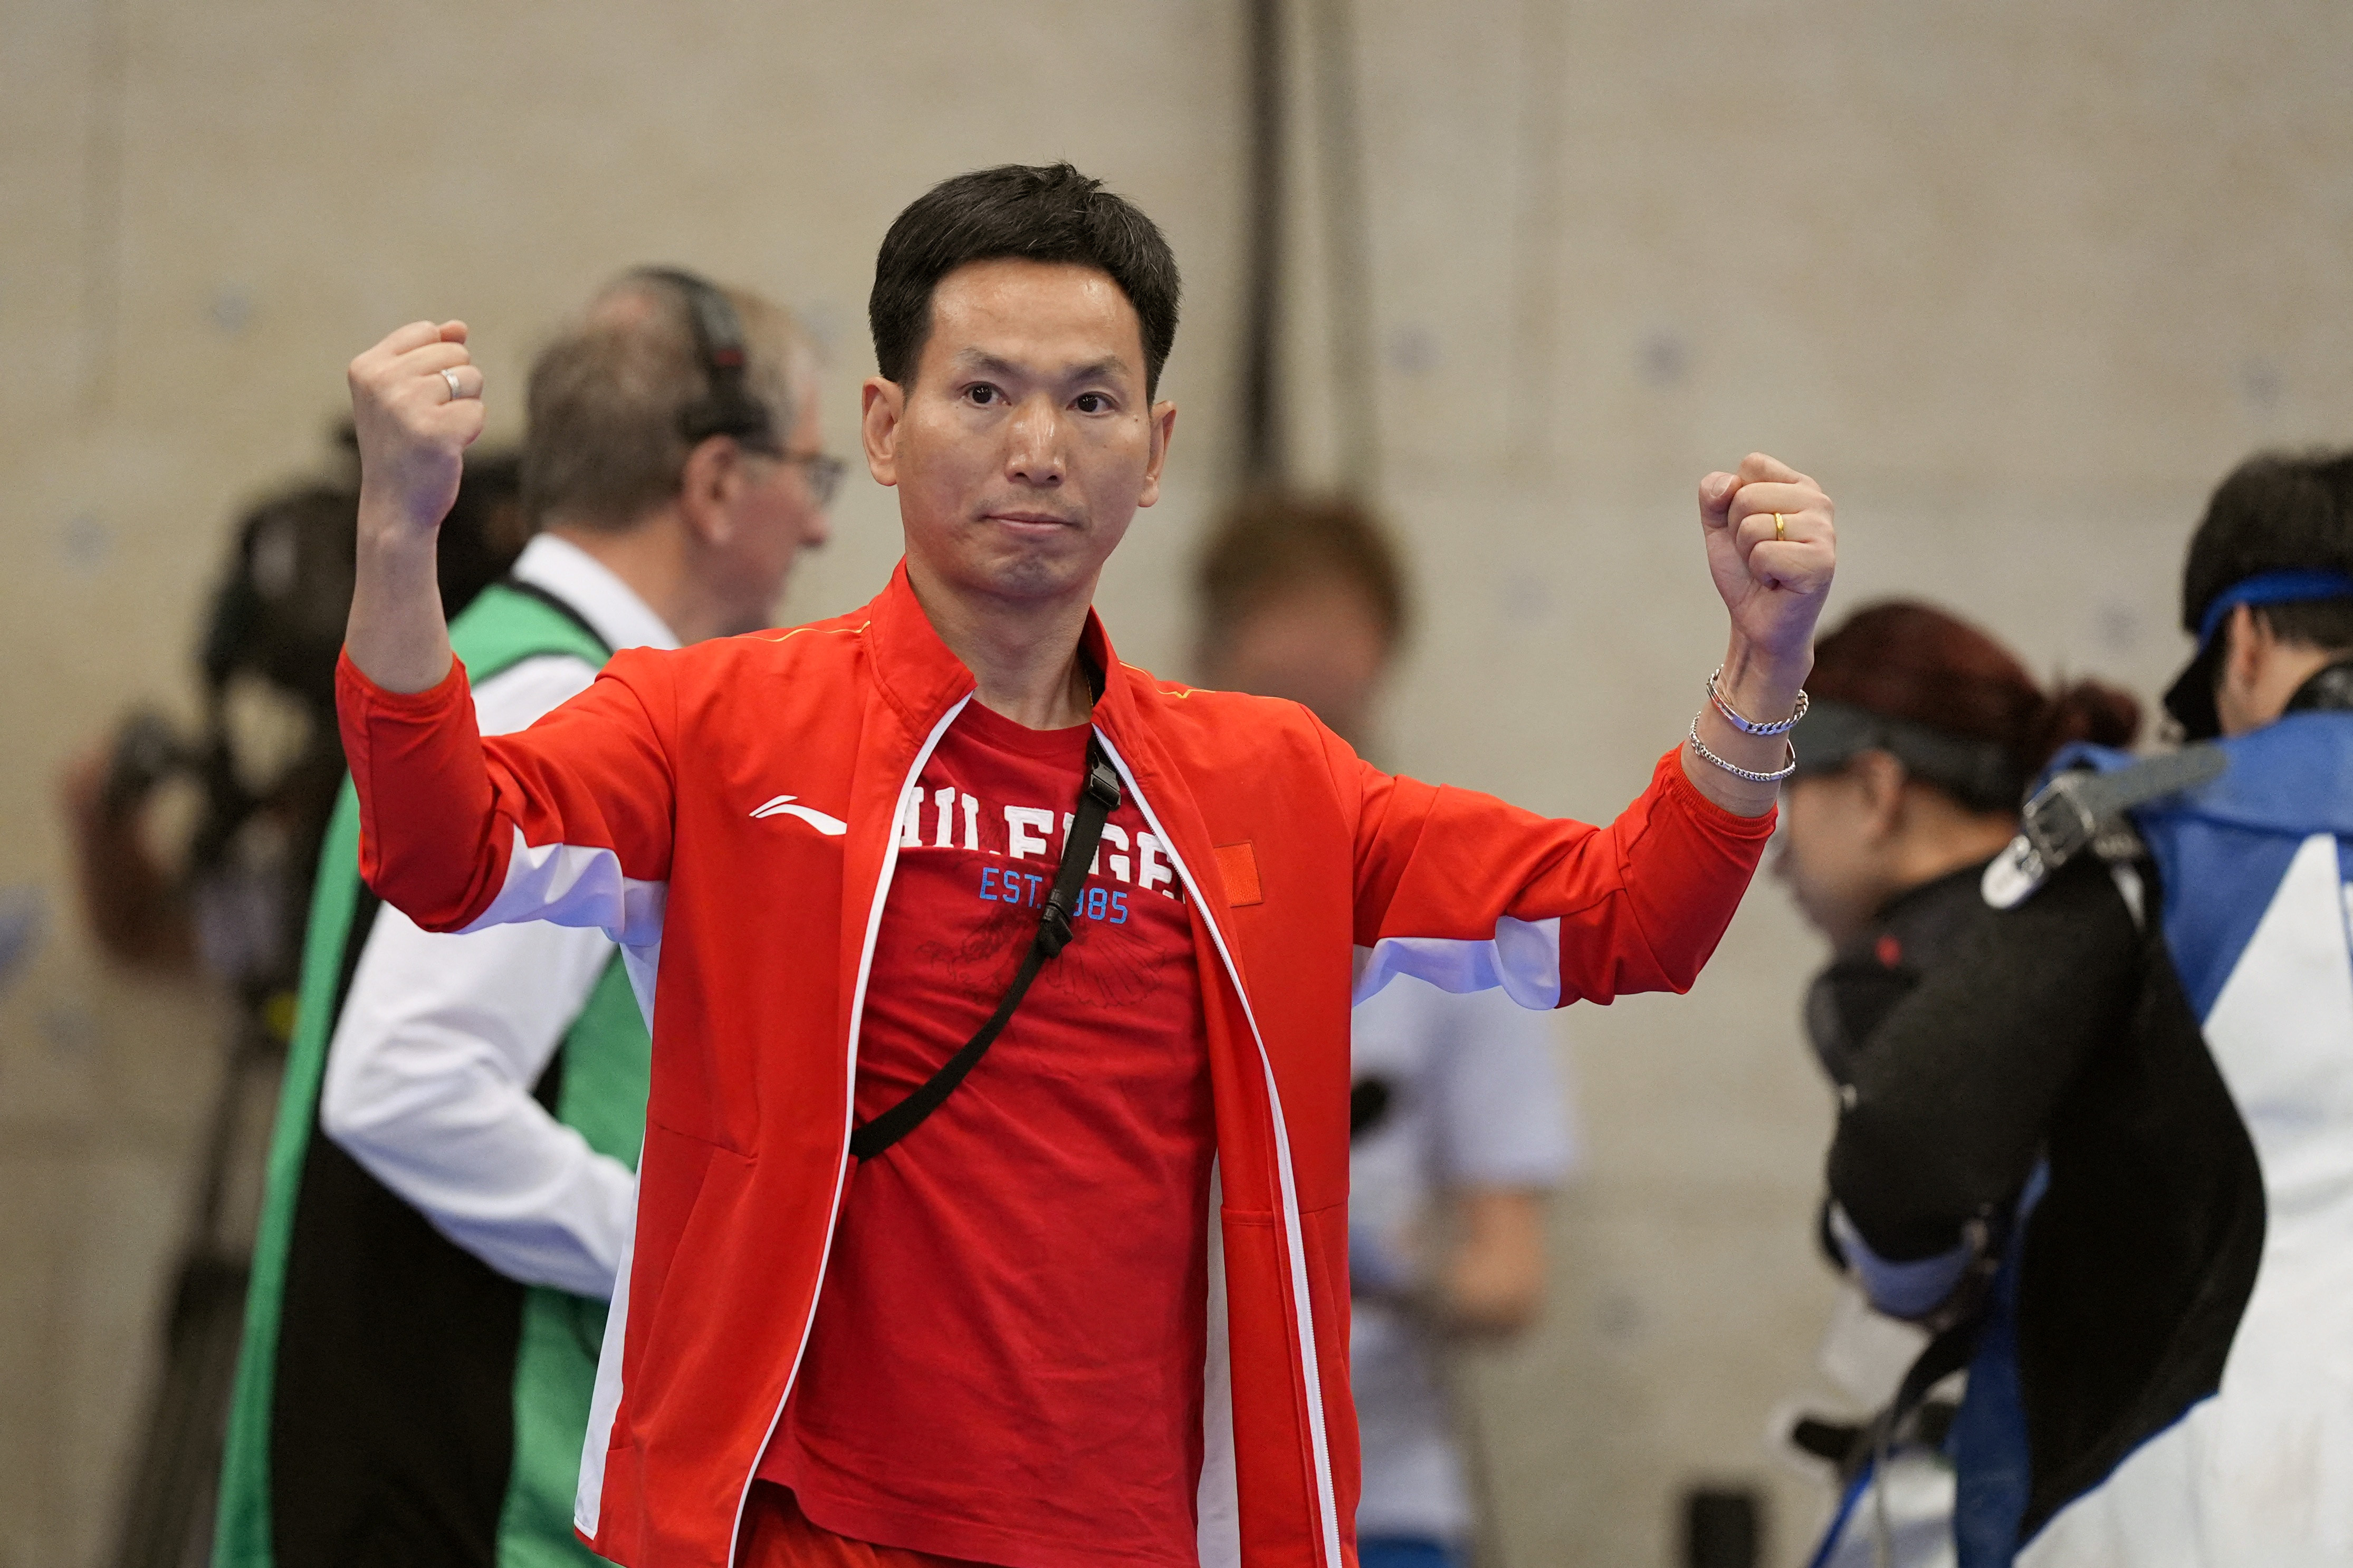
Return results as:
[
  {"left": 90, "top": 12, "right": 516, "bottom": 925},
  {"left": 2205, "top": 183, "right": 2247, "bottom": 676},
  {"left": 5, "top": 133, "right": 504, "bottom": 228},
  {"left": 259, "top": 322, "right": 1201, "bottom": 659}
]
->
[{"left": 750, "top": 795, "right": 847, "bottom": 835}]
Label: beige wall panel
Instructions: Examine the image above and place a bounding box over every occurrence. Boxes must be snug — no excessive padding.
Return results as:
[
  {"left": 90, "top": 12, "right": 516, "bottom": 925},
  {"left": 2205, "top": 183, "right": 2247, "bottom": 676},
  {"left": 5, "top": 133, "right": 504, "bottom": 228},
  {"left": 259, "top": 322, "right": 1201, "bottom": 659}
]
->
[{"left": 1359, "top": 0, "right": 2353, "bottom": 493}]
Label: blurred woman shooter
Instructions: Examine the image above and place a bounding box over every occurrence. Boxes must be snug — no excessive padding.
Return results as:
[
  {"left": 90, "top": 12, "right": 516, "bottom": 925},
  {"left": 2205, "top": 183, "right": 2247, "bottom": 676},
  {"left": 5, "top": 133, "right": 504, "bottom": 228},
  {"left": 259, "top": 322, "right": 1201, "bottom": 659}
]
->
[
  {"left": 1794, "top": 454, "right": 2353, "bottom": 1568},
  {"left": 1771, "top": 602, "right": 2138, "bottom": 1568}
]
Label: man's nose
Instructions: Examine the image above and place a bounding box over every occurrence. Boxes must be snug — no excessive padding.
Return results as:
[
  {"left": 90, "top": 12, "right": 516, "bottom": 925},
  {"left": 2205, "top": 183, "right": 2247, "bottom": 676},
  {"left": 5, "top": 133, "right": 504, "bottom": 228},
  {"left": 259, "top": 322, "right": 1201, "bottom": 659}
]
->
[{"left": 1005, "top": 396, "right": 1066, "bottom": 486}]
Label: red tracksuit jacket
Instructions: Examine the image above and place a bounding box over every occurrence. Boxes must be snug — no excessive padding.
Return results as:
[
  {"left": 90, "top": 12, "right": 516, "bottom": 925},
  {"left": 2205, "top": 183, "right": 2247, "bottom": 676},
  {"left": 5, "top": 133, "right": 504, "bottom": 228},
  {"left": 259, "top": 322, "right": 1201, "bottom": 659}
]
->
[{"left": 336, "top": 562, "right": 1773, "bottom": 1568}]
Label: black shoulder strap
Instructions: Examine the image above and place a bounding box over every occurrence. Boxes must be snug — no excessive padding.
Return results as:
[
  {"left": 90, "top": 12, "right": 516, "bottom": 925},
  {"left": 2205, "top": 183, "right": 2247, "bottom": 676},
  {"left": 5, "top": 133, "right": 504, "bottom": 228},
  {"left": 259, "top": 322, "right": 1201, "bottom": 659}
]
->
[
  {"left": 1837, "top": 1211, "right": 2005, "bottom": 1483},
  {"left": 849, "top": 736, "right": 1125, "bottom": 1161},
  {"left": 1840, "top": 1313, "right": 1986, "bottom": 1484},
  {"left": 2022, "top": 746, "right": 2225, "bottom": 869},
  {"left": 495, "top": 576, "right": 615, "bottom": 660},
  {"left": 1986, "top": 745, "right": 2228, "bottom": 909}
]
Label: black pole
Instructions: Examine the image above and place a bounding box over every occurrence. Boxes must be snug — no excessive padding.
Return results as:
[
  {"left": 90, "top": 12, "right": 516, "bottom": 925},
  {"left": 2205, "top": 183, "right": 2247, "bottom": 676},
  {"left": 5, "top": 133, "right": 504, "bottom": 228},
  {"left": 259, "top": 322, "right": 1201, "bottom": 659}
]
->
[
  {"left": 1240, "top": 0, "right": 1286, "bottom": 484},
  {"left": 1308, "top": 0, "right": 1378, "bottom": 497}
]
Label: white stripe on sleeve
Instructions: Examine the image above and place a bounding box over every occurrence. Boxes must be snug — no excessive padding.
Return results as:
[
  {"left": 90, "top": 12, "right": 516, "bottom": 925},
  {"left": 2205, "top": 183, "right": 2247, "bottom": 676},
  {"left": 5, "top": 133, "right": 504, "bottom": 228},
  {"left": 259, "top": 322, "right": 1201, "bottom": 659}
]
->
[{"left": 1350, "top": 915, "right": 1563, "bottom": 1009}]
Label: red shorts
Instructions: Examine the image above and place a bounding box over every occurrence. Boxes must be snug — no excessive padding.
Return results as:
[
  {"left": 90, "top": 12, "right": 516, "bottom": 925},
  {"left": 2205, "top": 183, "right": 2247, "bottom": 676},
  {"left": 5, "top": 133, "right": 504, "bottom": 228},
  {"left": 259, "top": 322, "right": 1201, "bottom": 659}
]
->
[{"left": 736, "top": 1484, "right": 1003, "bottom": 1568}]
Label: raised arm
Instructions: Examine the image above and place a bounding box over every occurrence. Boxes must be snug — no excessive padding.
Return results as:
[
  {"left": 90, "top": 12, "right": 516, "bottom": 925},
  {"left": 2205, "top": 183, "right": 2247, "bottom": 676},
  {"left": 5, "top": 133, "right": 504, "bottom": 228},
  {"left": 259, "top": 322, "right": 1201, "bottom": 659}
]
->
[
  {"left": 1350, "top": 455, "right": 1831, "bottom": 1005},
  {"left": 334, "top": 321, "right": 675, "bottom": 939},
  {"left": 345, "top": 319, "right": 483, "bottom": 692},
  {"left": 1350, "top": 749, "right": 1776, "bottom": 1007},
  {"left": 1682, "top": 453, "right": 1837, "bottom": 815}
]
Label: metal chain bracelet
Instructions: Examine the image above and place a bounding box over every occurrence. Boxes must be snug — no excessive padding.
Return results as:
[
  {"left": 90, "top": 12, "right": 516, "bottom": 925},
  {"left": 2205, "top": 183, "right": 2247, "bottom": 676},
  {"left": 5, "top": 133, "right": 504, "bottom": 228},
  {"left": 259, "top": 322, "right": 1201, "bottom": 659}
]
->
[
  {"left": 1707, "top": 666, "right": 1810, "bottom": 736},
  {"left": 1687, "top": 717, "right": 1799, "bottom": 783}
]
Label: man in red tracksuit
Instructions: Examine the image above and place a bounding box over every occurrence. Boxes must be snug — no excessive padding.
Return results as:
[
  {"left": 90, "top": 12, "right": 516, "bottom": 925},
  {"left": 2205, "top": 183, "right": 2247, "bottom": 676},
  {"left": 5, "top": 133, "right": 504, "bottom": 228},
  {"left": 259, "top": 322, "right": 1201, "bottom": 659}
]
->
[{"left": 336, "top": 164, "right": 1836, "bottom": 1568}]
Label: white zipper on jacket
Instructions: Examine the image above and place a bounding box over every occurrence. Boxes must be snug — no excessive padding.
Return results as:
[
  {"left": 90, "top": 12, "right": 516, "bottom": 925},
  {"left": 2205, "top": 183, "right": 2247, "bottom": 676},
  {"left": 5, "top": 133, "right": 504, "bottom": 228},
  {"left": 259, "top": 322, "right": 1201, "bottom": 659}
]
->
[
  {"left": 1095, "top": 729, "right": 1346, "bottom": 1568},
  {"left": 726, "top": 695, "right": 971, "bottom": 1564}
]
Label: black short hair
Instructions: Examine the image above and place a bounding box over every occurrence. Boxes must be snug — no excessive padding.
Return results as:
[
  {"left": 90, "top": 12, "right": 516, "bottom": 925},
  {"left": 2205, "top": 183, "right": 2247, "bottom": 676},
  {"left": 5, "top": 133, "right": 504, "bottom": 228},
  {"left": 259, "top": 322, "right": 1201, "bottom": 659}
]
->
[
  {"left": 869, "top": 163, "right": 1181, "bottom": 398},
  {"left": 2182, "top": 448, "right": 2353, "bottom": 651}
]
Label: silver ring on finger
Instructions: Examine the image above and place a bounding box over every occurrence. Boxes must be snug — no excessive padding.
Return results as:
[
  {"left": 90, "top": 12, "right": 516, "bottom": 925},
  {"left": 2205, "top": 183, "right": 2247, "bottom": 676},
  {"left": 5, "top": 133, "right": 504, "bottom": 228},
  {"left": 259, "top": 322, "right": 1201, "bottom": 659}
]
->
[{"left": 442, "top": 367, "right": 469, "bottom": 402}]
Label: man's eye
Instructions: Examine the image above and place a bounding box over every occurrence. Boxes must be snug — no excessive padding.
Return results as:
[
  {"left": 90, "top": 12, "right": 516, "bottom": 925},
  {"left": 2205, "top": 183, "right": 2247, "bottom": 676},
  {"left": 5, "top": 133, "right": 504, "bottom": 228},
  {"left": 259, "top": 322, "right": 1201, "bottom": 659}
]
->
[
  {"left": 966, "top": 384, "right": 999, "bottom": 406},
  {"left": 1074, "top": 393, "right": 1110, "bottom": 413}
]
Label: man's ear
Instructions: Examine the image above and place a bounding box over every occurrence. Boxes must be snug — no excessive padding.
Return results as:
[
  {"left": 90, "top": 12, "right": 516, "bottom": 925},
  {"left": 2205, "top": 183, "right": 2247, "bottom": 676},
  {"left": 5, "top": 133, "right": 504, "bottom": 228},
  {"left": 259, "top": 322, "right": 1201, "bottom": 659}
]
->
[
  {"left": 2222, "top": 603, "right": 2273, "bottom": 696},
  {"left": 862, "top": 377, "right": 906, "bottom": 488},
  {"left": 676, "top": 435, "right": 743, "bottom": 546},
  {"left": 1136, "top": 399, "right": 1178, "bottom": 509}
]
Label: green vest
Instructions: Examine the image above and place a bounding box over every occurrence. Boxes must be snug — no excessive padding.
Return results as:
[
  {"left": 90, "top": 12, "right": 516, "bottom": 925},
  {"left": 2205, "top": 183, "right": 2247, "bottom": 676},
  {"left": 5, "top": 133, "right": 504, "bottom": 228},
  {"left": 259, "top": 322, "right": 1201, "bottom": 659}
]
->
[{"left": 216, "top": 584, "right": 650, "bottom": 1568}]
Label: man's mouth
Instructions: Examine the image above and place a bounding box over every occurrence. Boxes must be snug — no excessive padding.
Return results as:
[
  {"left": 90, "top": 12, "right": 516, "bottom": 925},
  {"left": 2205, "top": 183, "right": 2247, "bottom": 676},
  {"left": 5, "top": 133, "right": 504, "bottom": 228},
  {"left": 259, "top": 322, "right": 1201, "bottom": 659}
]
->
[{"left": 982, "top": 511, "right": 1080, "bottom": 532}]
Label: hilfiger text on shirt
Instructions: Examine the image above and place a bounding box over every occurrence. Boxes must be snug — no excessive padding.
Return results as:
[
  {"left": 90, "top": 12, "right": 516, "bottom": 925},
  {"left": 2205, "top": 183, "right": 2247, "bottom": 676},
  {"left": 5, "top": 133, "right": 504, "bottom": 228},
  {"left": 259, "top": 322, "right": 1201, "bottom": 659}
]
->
[{"left": 894, "top": 782, "right": 1189, "bottom": 909}]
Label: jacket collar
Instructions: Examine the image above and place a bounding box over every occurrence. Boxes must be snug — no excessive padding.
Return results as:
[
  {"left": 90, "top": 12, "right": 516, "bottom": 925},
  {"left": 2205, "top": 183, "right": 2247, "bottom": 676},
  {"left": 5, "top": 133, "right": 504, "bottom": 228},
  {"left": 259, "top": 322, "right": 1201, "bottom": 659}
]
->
[
  {"left": 857, "top": 559, "right": 1225, "bottom": 922},
  {"left": 863, "top": 557, "right": 1140, "bottom": 739},
  {"left": 2285, "top": 657, "right": 2353, "bottom": 717}
]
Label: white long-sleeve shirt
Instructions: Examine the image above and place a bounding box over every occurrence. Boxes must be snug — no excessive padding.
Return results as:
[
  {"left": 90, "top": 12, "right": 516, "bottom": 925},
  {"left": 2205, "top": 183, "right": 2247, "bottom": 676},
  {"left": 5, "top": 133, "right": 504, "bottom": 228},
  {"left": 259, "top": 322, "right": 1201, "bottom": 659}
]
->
[
  {"left": 1347, "top": 976, "right": 1580, "bottom": 1543},
  {"left": 318, "top": 534, "right": 677, "bottom": 1301}
]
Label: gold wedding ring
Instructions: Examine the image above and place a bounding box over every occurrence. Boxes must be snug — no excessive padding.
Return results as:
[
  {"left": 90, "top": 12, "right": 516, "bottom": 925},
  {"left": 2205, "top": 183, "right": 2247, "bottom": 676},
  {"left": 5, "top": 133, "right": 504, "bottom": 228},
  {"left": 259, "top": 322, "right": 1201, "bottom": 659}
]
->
[{"left": 1772, "top": 512, "right": 1787, "bottom": 541}]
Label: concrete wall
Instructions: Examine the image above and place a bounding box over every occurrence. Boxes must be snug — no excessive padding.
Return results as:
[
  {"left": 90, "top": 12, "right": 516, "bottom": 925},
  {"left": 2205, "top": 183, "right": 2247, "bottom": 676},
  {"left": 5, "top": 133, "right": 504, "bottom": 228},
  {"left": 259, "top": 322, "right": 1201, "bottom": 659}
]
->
[{"left": 3, "top": 2, "right": 2349, "bottom": 1564}]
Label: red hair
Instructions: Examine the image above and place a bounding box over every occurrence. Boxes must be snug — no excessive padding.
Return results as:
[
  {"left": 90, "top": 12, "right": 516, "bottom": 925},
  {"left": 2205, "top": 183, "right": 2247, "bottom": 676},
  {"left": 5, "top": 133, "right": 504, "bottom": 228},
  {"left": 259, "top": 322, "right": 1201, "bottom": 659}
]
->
[{"left": 1811, "top": 601, "right": 2141, "bottom": 780}]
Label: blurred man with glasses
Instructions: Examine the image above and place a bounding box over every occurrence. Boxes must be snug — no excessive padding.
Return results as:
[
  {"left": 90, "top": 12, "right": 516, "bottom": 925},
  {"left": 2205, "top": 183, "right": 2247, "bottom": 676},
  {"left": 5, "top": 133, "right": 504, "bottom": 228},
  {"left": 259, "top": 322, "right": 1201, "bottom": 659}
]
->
[{"left": 216, "top": 268, "right": 834, "bottom": 1568}]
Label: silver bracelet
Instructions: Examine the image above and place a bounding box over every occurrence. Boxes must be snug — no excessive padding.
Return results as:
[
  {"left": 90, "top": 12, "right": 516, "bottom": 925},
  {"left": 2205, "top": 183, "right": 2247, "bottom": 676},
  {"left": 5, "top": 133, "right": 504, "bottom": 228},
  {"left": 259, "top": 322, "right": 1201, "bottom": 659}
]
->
[
  {"left": 1707, "top": 667, "right": 1809, "bottom": 736},
  {"left": 1687, "top": 718, "right": 1798, "bottom": 783}
]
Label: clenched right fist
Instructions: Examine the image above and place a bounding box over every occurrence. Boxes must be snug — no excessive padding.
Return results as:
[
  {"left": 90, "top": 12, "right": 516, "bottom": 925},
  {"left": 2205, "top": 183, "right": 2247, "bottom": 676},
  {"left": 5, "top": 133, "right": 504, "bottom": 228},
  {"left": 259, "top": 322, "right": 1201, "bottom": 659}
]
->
[
  {"left": 340, "top": 321, "right": 480, "bottom": 694},
  {"left": 348, "top": 320, "right": 485, "bottom": 541}
]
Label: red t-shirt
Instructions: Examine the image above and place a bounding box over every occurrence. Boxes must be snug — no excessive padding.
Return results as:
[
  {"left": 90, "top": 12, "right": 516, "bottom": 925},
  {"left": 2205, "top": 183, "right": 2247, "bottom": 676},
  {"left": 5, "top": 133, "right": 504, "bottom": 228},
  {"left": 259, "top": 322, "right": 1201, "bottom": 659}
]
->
[{"left": 760, "top": 701, "right": 1214, "bottom": 1568}]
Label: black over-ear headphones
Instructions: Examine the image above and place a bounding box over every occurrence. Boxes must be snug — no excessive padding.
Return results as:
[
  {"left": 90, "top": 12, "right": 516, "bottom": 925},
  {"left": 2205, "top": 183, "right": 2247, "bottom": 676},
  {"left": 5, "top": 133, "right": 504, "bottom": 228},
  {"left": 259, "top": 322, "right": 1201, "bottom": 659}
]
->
[{"left": 634, "top": 266, "right": 778, "bottom": 451}]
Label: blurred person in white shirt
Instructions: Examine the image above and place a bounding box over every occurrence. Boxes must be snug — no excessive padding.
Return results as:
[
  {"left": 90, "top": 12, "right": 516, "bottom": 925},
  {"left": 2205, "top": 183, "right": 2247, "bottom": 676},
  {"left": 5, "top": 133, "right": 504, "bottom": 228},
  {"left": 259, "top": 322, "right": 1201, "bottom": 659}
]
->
[{"left": 1194, "top": 490, "right": 1581, "bottom": 1568}]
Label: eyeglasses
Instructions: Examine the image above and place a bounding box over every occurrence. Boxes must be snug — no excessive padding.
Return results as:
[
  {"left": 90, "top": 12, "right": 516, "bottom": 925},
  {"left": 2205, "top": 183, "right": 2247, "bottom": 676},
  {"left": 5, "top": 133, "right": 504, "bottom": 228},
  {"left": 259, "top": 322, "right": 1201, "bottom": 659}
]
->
[{"left": 746, "top": 446, "right": 847, "bottom": 507}]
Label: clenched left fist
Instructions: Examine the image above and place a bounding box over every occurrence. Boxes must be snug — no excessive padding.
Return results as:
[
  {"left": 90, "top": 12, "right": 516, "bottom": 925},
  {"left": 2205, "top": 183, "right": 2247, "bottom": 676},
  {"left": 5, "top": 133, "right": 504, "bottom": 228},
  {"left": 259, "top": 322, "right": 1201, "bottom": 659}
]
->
[{"left": 1697, "top": 451, "right": 1837, "bottom": 675}]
